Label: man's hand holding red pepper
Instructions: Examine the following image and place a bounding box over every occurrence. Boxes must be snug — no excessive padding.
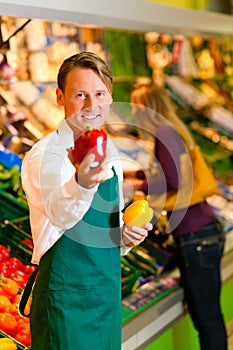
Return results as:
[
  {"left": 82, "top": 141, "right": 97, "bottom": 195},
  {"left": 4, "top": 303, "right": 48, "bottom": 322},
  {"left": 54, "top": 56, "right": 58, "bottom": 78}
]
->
[{"left": 68, "top": 149, "right": 108, "bottom": 189}]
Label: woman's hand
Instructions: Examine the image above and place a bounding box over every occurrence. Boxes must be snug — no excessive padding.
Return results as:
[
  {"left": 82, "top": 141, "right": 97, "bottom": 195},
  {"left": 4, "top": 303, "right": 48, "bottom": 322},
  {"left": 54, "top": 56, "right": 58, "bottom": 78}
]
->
[
  {"left": 68, "top": 148, "right": 107, "bottom": 188},
  {"left": 122, "top": 222, "right": 152, "bottom": 247}
]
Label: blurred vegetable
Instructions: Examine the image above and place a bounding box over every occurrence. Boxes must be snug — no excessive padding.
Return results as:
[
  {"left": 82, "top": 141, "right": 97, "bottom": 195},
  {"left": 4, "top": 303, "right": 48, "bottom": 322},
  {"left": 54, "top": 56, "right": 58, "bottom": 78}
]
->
[
  {"left": 0, "top": 246, "right": 10, "bottom": 262},
  {"left": 123, "top": 199, "right": 153, "bottom": 228},
  {"left": 0, "top": 337, "right": 17, "bottom": 350},
  {"left": 74, "top": 126, "right": 107, "bottom": 167}
]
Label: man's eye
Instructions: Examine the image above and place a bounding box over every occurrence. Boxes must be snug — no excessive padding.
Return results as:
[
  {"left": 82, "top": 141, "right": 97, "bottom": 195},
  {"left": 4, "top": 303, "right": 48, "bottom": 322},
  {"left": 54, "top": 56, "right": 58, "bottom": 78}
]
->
[
  {"left": 77, "top": 93, "right": 85, "bottom": 98},
  {"left": 97, "top": 92, "right": 104, "bottom": 97}
]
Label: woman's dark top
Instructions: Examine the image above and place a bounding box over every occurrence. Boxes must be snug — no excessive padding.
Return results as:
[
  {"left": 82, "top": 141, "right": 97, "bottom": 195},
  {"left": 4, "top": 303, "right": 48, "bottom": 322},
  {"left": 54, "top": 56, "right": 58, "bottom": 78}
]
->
[{"left": 141, "top": 125, "right": 217, "bottom": 237}]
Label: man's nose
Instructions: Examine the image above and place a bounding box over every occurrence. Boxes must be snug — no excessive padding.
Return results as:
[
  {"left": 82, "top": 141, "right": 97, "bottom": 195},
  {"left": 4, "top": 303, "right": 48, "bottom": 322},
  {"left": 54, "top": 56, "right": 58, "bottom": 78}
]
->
[{"left": 83, "top": 95, "right": 96, "bottom": 109}]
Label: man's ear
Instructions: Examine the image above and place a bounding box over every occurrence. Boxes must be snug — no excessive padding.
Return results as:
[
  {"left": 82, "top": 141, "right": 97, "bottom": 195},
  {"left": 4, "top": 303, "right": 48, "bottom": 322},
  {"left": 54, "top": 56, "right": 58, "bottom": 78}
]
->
[{"left": 56, "top": 88, "right": 64, "bottom": 106}]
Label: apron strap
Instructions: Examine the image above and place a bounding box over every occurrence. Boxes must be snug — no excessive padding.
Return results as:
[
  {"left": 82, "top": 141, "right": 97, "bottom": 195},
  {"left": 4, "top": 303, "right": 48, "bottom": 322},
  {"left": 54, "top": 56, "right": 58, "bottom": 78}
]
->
[
  {"left": 111, "top": 166, "right": 116, "bottom": 176},
  {"left": 19, "top": 266, "right": 39, "bottom": 318}
]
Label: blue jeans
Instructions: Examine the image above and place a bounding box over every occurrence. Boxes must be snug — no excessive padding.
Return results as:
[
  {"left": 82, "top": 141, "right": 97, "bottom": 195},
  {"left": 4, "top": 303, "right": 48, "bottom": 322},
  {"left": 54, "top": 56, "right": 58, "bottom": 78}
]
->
[{"left": 174, "top": 221, "right": 228, "bottom": 350}]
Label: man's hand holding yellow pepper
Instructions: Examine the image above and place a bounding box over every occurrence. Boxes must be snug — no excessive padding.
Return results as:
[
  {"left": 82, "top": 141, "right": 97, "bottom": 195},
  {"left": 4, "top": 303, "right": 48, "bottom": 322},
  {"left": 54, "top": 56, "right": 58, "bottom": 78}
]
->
[{"left": 122, "top": 200, "right": 153, "bottom": 247}]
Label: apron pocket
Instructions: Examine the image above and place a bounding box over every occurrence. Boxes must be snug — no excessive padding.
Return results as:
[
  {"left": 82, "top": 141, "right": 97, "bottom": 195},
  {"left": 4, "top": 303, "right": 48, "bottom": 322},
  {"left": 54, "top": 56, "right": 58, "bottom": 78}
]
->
[{"left": 46, "top": 288, "right": 103, "bottom": 350}]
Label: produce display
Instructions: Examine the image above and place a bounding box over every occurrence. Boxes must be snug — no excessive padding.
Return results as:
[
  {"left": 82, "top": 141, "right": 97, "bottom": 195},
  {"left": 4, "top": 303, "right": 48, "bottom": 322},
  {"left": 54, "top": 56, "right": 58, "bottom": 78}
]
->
[
  {"left": 0, "top": 167, "right": 27, "bottom": 208},
  {"left": 0, "top": 158, "right": 28, "bottom": 213},
  {"left": 0, "top": 247, "right": 33, "bottom": 349},
  {"left": 121, "top": 256, "right": 141, "bottom": 298},
  {"left": 0, "top": 190, "right": 34, "bottom": 349},
  {"left": 123, "top": 245, "right": 157, "bottom": 278},
  {"left": 0, "top": 165, "right": 20, "bottom": 192},
  {"left": 0, "top": 274, "right": 31, "bottom": 348},
  {"left": 74, "top": 126, "right": 107, "bottom": 167},
  {"left": 0, "top": 245, "right": 36, "bottom": 289}
]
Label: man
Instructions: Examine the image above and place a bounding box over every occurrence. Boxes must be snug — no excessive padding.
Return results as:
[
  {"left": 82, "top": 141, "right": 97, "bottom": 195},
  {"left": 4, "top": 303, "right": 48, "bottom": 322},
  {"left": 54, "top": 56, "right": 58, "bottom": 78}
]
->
[{"left": 20, "top": 51, "right": 152, "bottom": 350}]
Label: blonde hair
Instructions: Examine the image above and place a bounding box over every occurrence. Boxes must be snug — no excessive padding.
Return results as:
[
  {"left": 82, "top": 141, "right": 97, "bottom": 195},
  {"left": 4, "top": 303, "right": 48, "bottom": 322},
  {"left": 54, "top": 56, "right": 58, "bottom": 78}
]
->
[
  {"left": 57, "top": 51, "right": 113, "bottom": 94},
  {"left": 130, "top": 84, "right": 195, "bottom": 150}
]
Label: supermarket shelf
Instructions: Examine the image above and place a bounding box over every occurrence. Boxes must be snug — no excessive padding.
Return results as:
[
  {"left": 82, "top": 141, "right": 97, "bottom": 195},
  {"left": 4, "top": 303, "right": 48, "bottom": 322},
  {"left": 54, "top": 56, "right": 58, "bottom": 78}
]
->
[
  {"left": 122, "top": 288, "right": 184, "bottom": 350},
  {"left": 0, "top": 0, "right": 233, "bottom": 37}
]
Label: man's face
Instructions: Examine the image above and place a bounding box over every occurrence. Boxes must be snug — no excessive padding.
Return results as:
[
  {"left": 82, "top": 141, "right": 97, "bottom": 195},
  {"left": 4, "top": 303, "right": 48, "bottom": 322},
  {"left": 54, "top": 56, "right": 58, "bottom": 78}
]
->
[{"left": 56, "top": 68, "right": 112, "bottom": 132}]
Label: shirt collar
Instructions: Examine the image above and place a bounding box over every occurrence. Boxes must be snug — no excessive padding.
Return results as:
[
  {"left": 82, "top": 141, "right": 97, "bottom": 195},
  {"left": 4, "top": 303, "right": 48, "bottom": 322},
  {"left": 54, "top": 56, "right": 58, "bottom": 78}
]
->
[{"left": 56, "top": 120, "right": 74, "bottom": 150}]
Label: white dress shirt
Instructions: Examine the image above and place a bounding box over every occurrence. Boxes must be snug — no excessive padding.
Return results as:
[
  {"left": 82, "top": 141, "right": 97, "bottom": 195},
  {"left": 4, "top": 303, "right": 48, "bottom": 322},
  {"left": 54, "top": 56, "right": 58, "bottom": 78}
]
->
[{"left": 22, "top": 120, "right": 128, "bottom": 264}]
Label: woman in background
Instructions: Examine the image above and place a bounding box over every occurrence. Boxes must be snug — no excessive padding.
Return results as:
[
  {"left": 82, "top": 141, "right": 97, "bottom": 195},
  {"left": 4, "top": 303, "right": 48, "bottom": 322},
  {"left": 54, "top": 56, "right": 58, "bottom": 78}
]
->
[{"left": 128, "top": 84, "right": 227, "bottom": 350}]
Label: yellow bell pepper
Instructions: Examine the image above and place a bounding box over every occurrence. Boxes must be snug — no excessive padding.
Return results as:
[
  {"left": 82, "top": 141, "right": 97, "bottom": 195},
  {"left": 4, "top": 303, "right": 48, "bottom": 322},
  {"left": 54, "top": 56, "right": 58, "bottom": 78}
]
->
[
  {"left": 0, "top": 338, "right": 17, "bottom": 350},
  {"left": 123, "top": 199, "right": 153, "bottom": 228}
]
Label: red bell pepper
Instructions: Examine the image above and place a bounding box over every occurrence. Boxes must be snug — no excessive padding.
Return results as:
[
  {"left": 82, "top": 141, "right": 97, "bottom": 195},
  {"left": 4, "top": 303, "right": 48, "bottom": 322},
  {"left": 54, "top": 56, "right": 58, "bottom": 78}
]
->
[{"left": 74, "top": 126, "right": 107, "bottom": 167}]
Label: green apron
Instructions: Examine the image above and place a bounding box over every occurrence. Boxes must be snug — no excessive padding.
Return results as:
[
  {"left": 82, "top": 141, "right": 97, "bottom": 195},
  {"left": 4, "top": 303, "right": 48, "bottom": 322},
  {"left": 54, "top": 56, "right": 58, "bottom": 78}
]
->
[{"left": 30, "top": 167, "right": 122, "bottom": 350}]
